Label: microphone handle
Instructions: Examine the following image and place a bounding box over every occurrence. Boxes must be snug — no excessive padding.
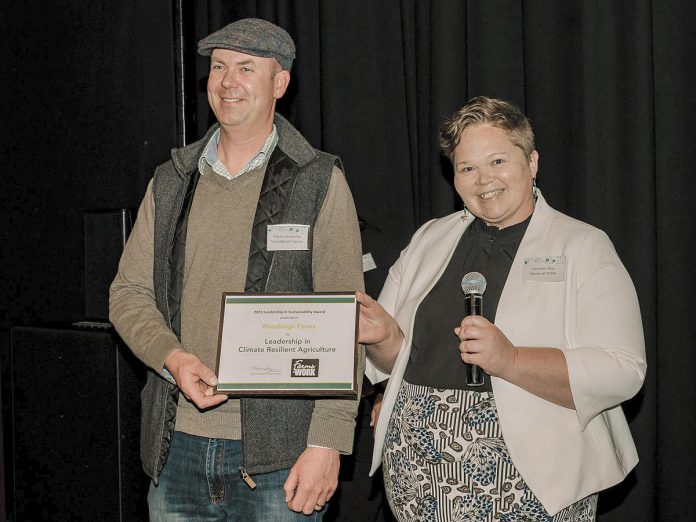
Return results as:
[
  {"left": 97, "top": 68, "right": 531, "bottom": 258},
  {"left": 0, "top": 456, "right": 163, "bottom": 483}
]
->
[{"left": 464, "top": 293, "right": 485, "bottom": 387}]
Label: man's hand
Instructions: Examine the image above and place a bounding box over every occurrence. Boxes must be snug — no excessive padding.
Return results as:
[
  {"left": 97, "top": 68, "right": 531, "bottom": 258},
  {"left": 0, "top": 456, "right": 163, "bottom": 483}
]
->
[
  {"left": 165, "top": 351, "right": 228, "bottom": 409},
  {"left": 284, "top": 447, "right": 340, "bottom": 515}
]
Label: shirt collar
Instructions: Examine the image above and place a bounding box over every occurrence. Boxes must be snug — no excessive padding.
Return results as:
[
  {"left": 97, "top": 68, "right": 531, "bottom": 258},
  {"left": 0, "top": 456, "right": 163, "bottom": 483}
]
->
[
  {"left": 198, "top": 125, "right": 278, "bottom": 180},
  {"left": 469, "top": 213, "right": 532, "bottom": 243}
]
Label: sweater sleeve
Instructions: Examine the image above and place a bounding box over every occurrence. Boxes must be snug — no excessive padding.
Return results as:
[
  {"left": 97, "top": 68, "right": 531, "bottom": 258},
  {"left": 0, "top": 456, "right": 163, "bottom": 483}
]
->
[
  {"left": 109, "top": 179, "right": 184, "bottom": 375},
  {"left": 564, "top": 229, "right": 647, "bottom": 429},
  {"left": 306, "top": 166, "right": 365, "bottom": 454}
]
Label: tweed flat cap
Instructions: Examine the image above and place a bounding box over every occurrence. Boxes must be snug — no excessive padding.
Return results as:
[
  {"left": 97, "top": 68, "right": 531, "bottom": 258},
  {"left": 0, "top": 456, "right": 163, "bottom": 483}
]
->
[{"left": 198, "top": 18, "right": 296, "bottom": 71}]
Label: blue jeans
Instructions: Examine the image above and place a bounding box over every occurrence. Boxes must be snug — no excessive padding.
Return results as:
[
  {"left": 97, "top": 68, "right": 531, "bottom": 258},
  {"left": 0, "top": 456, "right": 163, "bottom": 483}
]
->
[{"left": 148, "top": 431, "right": 324, "bottom": 521}]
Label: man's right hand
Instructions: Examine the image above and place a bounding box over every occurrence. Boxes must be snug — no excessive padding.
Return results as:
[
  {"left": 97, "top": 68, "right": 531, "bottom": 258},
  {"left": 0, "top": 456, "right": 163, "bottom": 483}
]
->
[{"left": 165, "top": 351, "right": 228, "bottom": 409}]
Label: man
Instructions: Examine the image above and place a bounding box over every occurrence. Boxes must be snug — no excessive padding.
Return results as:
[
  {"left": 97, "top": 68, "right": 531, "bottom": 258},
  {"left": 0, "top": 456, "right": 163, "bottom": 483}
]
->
[{"left": 110, "top": 18, "right": 364, "bottom": 520}]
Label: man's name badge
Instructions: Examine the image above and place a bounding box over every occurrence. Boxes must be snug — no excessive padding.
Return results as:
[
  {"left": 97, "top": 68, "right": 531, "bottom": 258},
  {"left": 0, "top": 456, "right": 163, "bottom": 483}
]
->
[
  {"left": 523, "top": 256, "right": 566, "bottom": 282},
  {"left": 267, "top": 224, "right": 309, "bottom": 251}
]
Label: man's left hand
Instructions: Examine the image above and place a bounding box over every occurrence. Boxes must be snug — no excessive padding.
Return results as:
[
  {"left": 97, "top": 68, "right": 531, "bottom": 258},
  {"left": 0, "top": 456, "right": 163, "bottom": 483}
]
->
[{"left": 284, "top": 447, "right": 340, "bottom": 515}]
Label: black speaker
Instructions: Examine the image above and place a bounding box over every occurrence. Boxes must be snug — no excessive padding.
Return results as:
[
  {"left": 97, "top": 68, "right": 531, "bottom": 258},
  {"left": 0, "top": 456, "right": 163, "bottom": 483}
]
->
[
  {"left": 84, "top": 210, "right": 132, "bottom": 321},
  {"left": 10, "top": 325, "right": 148, "bottom": 521}
]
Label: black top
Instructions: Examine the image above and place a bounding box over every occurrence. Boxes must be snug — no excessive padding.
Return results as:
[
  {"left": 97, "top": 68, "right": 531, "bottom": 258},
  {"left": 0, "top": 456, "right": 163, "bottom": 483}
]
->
[{"left": 403, "top": 215, "right": 531, "bottom": 390}]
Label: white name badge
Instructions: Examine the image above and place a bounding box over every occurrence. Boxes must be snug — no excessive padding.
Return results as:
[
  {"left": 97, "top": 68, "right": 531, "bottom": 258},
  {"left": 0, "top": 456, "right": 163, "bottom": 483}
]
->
[
  {"left": 362, "top": 252, "right": 377, "bottom": 273},
  {"left": 523, "top": 256, "right": 566, "bottom": 282},
  {"left": 267, "top": 224, "right": 310, "bottom": 251}
]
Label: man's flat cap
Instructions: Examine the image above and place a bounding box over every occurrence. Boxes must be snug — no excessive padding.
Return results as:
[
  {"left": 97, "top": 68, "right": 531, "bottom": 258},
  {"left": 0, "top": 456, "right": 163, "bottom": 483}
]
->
[{"left": 198, "top": 18, "right": 296, "bottom": 71}]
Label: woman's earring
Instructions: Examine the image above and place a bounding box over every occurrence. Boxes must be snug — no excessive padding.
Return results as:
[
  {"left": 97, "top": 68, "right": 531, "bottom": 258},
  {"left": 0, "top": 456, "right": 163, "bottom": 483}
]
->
[{"left": 532, "top": 177, "right": 539, "bottom": 203}]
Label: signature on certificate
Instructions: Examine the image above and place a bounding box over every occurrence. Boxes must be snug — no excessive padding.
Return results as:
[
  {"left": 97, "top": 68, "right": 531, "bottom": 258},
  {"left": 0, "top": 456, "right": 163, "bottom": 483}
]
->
[{"left": 250, "top": 365, "right": 282, "bottom": 376}]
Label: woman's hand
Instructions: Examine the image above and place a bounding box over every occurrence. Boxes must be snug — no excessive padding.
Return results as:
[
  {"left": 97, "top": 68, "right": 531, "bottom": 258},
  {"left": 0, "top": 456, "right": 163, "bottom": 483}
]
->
[
  {"left": 455, "top": 315, "right": 575, "bottom": 409},
  {"left": 356, "top": 291, "right": 400, "bottom": 345},
  {"left": 356, "top": 291, "right": 404, "bottom": 373},
  {"left": 454, "top": 315, "right": 518, "bottom": 379}
]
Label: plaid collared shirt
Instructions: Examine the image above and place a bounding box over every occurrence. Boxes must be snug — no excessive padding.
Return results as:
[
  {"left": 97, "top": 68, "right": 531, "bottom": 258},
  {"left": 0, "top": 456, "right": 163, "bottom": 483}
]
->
[{"left": 198, "top": 125, "right": 279, "bottom": 180}]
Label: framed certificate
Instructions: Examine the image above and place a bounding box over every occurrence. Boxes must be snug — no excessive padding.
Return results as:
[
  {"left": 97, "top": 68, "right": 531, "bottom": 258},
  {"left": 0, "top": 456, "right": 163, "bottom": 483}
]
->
[{"left": 214, "top": 293, "right": 359, "bottom": 396}]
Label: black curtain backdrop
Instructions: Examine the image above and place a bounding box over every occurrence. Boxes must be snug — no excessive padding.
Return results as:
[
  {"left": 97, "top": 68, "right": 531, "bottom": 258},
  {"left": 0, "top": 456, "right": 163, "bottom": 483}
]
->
[
  {"left": 0, "top": 1, "right": 178, "bottom": 519},
  {"left": 2, "top": 1, "right": 695, "bottom": 521}
]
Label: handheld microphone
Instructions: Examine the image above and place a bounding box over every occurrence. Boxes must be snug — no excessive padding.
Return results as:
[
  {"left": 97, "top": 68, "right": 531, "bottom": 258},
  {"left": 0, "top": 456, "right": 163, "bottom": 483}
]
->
[{"left": 460, "top": 272, "right": 487, "bottom": 387}]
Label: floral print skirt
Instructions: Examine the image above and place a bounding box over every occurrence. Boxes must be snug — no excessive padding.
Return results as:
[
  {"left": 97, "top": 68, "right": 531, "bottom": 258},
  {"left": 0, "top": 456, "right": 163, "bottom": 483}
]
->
[{"left": 382, "top": 381, "right": 597, "bottom": 522}]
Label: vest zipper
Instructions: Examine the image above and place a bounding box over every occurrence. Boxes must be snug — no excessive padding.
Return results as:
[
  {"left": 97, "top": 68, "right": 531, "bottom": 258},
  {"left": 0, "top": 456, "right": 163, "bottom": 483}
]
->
[{"left": 239, "top": 467, "right": 257, "bottom": 489}]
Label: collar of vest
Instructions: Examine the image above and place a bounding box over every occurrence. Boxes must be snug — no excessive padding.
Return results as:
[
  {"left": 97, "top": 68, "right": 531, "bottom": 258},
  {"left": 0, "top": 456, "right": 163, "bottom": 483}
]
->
[{"left": 169, "top": 114, "right": 318, "bottom": 177}]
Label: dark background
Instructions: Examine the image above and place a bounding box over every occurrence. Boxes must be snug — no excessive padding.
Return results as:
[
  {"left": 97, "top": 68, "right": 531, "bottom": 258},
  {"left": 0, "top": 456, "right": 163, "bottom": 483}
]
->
[{"left": 1, "top": 0, "right": 694, "bottom": 520}]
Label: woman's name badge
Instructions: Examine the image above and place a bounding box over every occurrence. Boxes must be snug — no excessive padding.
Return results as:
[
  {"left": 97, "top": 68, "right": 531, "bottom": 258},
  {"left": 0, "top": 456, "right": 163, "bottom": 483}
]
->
[
  {"left": 267, "top": 224, "right": 310, "bottom": 251},
  {"left": 523, "top": 256, "right": 566, "bottom": 282}
]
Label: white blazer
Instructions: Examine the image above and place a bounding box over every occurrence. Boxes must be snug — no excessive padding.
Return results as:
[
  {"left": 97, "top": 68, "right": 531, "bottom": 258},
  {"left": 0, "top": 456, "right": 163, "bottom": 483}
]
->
[{"left": 366, "top": 193, "right": 646, "bottom": 515}]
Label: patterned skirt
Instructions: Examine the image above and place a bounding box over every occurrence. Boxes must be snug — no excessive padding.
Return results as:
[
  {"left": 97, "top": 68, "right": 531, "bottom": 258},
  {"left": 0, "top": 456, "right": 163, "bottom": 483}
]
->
[{"left": 382, "top": 381, "right": 597, "bottom": 522}]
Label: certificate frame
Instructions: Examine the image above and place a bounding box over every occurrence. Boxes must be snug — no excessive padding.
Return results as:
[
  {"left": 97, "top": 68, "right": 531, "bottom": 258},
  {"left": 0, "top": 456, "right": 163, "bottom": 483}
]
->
[{"left": 214, "top": 292, "right": 359, "bottom": 397}]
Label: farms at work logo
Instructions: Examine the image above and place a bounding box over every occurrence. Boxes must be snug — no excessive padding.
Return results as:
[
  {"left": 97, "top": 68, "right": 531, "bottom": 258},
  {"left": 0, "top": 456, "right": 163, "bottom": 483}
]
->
[{"left": 291, "top": 359, "right": 319, "bottom": 377}]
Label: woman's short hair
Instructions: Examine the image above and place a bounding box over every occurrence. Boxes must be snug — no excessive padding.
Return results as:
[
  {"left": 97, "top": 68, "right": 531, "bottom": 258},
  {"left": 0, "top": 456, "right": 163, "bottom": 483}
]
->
[{"left": 439, "top": 96, "right": 536, "bottom": 162}]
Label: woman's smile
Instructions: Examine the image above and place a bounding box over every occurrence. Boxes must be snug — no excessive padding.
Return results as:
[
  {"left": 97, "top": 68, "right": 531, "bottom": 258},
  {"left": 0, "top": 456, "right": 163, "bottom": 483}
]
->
[{"left": 478, "top": 188, "right": 505, "bottom": 200}]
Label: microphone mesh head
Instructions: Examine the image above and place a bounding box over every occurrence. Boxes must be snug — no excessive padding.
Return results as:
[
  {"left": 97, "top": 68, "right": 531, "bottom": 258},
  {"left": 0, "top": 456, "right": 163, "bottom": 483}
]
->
[{"left": 461, "top": 271, "right": 487, "bottom": 295}]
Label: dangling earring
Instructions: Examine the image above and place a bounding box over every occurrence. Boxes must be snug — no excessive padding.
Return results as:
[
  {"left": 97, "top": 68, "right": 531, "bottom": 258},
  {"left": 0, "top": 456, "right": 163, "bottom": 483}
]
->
[
  {"left": 532, "top": 177, "right": 539, "bottom": 204},
  {"left": 461, "top": 204, "right": 471, "bottom": 222}
]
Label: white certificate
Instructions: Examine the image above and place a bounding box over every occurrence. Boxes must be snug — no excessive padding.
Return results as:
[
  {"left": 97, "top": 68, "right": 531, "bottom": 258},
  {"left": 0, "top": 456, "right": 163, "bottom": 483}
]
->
[{"left": 215, "top": 293, "right": 358, "bottom": 396}]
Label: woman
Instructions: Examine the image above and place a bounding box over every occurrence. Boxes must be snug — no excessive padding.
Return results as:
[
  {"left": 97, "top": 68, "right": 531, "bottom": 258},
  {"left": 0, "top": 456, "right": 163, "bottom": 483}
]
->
[{"left": 358, "top": 96, "right": 645, "bottom": 521}]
